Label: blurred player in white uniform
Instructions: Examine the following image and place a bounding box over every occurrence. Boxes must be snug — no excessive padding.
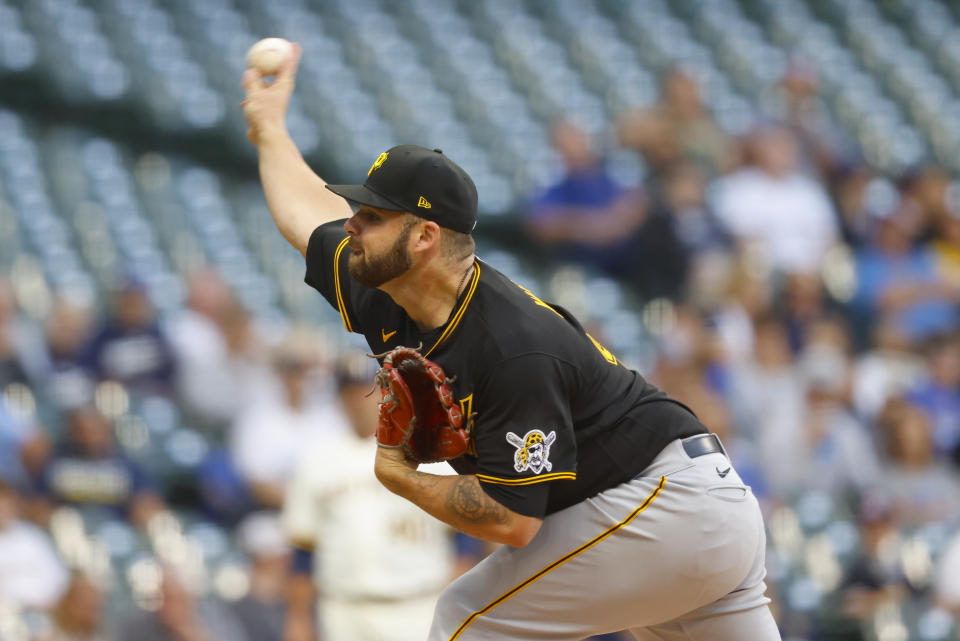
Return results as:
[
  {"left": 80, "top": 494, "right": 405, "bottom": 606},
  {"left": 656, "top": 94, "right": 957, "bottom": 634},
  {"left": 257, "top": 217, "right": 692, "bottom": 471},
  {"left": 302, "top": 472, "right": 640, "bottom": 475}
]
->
[{"left": 282, "top": 354, "right": 457, "bottom": 641}]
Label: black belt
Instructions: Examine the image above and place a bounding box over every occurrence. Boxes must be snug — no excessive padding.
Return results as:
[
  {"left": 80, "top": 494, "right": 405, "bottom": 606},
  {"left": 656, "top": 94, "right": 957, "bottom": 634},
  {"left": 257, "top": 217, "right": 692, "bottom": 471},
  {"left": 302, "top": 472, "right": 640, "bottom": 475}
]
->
[{"left": 681, "top": 433, "right": 726, "bottom": 459}]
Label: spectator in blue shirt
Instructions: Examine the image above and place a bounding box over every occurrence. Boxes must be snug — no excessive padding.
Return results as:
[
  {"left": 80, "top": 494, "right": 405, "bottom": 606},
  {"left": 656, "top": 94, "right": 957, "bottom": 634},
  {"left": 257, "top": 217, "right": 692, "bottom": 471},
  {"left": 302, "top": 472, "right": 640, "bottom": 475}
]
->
[
  {"left": 79, "top": 281, "right": 176, "bottom": 396},
  {"left": 38, "top": 295, "right": 96, "bottom": 410},
  {"left": 526, "top": 119, "right": 648, "bottom": 280},
  {"left": 527, "top": 119, "right": 688, "bottom": 299},
  {"left": 854, "top": 202, "right": 960, "bottom": 342},
  {"left": 904, "top": 333, "right": 960, "bottom": 460}
]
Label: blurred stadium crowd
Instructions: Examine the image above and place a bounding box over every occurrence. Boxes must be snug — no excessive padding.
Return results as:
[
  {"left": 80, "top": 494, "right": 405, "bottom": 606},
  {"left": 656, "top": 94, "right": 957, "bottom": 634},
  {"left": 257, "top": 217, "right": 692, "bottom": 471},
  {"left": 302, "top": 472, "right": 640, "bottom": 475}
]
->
[{"left": 3, "top": 0, "right": 960, "bottom": 640}]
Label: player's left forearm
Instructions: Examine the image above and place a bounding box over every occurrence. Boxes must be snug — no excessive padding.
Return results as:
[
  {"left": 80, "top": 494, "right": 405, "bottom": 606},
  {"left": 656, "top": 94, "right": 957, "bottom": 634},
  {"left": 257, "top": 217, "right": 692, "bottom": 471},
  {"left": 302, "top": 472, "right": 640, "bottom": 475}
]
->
[{"left": 374, "top": 448, "right": 542, "bottom": 547}]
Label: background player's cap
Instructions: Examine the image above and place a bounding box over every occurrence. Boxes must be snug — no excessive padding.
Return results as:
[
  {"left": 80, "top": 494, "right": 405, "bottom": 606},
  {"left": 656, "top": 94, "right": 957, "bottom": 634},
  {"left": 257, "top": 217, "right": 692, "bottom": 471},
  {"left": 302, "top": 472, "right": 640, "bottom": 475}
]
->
[
  {"left": 326, "top": 145, "right": 479, "bottom": 234},
  {"left": 334, "top": 349, "right": 379, "bottom": 389}
]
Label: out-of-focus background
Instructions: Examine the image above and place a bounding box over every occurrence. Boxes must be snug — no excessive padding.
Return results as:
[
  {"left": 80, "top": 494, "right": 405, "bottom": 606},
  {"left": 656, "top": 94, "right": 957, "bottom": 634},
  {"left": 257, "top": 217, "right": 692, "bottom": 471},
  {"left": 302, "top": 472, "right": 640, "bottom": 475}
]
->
[{"left": 1, "top": 0, "right": 960, "bottom": 639}]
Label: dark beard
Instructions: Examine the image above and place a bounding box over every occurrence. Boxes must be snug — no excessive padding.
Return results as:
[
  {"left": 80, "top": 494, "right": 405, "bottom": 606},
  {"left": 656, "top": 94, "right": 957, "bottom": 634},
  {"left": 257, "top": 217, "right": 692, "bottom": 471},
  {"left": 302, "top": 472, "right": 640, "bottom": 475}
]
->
[{"left": 348, "top": 222, "right": 414, "bottom": 288}]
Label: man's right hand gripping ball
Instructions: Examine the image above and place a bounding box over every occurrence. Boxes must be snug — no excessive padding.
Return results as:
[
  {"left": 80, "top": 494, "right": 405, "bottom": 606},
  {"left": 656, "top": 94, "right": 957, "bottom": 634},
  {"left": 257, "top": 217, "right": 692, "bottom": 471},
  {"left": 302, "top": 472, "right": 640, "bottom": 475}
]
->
[
  {"left": 241, "top": 41, "right": 302, "bottom": 145},
  {"left": 374, "top": 347, "right": 470, "bottom": 463}
]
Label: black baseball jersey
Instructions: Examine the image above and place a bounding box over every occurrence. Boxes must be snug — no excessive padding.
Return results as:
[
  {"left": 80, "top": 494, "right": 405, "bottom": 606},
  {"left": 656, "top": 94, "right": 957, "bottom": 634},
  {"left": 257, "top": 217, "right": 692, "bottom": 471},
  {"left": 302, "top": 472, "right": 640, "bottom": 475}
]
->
[{"left": 304, "top": 221, "right": 706, "bottom": 518}]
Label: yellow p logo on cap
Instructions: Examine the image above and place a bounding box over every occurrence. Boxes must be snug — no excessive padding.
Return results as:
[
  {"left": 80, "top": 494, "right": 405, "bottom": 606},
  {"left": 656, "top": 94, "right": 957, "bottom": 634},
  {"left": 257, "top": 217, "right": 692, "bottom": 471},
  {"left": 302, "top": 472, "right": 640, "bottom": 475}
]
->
[{"left": 368, "top": 152, "right": 388, "bottom": 175}]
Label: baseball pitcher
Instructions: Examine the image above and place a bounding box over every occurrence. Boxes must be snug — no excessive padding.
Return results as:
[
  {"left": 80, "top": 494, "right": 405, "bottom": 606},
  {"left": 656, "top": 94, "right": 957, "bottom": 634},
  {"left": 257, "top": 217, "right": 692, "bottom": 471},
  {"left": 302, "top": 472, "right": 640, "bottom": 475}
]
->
[{"left": 243, "top": 45, "right": 781, "bottom": 641}]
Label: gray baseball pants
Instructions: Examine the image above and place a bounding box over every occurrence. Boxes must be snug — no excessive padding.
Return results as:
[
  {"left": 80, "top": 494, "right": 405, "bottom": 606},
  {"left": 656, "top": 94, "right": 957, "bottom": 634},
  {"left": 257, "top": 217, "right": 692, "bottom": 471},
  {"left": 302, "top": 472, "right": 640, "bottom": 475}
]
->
[{"left": 428, "top": 437, "right": 782, "bottom": 641}]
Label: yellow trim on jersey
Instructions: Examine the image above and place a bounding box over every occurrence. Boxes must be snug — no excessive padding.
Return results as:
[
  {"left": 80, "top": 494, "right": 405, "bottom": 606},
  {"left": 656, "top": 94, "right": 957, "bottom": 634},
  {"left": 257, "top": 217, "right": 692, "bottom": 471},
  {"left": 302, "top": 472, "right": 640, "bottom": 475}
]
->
[
  {"left": 587, "top": 333, "right": 619, "bottom": 365},
  {"left": 476, "top": 472, "right": 577, "bottom": 486},
  {"left": 333, "top": 236, "right": 354, "bottom": 333},
  {"left": 424, "top": 261, "right": 480, "bottom": 357},
  {"left": 447, "top": 475, "right": 667, "bottom": 641},
  {"left": 513, "top": 280, "right": 563, "bottom": 318}
]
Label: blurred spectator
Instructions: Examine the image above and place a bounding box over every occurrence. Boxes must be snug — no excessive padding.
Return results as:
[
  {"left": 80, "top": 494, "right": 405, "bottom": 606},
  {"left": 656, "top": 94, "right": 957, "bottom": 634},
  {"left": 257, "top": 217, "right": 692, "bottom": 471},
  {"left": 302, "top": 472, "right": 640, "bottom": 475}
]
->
[
  {"left": 876, "top": 400, "right": 960, "bottom": 526},
  {"left": 0, "top": 278, "right": 47, "bottom": 388},
  {"left": 728, "top": 315, "right": 805, "bottom": 496},
  {"left": 793, "top": 334, "right": 881, "bottom": 495},
  {"left": 229, "top": 328, "right": 342, "bottom": 510},
  {"left": 853, "top": 199, "right": 960, "bottom": 342},
  {"left": 630, "top": 207, "right": 690, "bottom": 301},
  {"left": 935, "top": 527, "right": 960, "bottom": 613},
  {"left": 710, "top": 125, "right": 840, "bottom": 275},
  {"left": 525, "top": 119, "right": 654, "bottom": 287},
  {"left": 166, "top": 271, "right": 269, "bottom": 429},
  {"left": 768, "top": 58, "right": 846, "bottom": 179},
  {"left": 79, "top": 281, "right": 176, "bottom": 395},
  {"left": 618, "top": 66, "right": 735, "bottom": 177},
  {"left": 117, "top": 566, "right": 249, "bottom": 641},
  {"left": 852, "top": 319, "right": 925, "bottom": 422},
  {"left": 833, "top": 496, "right": 906, "bottom": 634},
  {"left": 282, "top": 354, "right": 457, "bottom": 641},
  {"left": 658, "top": 162, "right": 730, "bottom": 255},
  {"left": 900, "top": 166, "right": 952, "bottom": 236},
  {"left": 833, "top": 165, "right": 880, "bottom": 246},
  {"left": 32, "top": 405, "right": 164, "bottom": 528},
  {"left": 228, "top": 513, "right": 288, "bottom": 641},
  {"left": 654, "top": 305, "right": 723, "bottom": 382},
  {"left": 903, "top": 334, "right": 960, "bottom": 460},
  {"left": 780, "top": 273, "right": 832, "bottom": 354},
  {"left": 165, "top": 269, "right": 233, "bottom": 426},
  {"left": 931, "top": 194, "right": 960, "bottom": 287},
  {"left": 48, "top": 573, "right": 111, "bottom": 641},
  {"left": 655, "top": 162, "right": 731, "bottom": 305},
  {"left": 0, "top": 477, "right": 69, "bottom": 610},
  {"left": 218, "top": 303, "right": 272, "bottom": 398},
  {"left": 0, "top": 396, "right": 48, "bottom": 492},
  {"left": 38, "top": 295, "right": 96, "bottom": 410},
  {"left": 712, "top": 262, "right": 773, "bottom": 365}
]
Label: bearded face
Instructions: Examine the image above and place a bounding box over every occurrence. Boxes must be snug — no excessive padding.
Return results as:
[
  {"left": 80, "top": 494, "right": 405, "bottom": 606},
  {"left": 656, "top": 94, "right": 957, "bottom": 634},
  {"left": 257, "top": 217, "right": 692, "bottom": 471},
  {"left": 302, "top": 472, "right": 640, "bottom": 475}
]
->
[{"left": 348, "top": 219, "right": 415, "bottom": 288}]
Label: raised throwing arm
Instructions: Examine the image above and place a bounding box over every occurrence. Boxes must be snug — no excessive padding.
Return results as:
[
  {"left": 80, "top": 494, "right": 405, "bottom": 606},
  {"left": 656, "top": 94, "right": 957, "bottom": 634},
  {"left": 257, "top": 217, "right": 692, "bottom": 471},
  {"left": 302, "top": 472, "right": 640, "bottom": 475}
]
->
[{"left": 242, "top": 43, "right": 353, "bottom": 255}]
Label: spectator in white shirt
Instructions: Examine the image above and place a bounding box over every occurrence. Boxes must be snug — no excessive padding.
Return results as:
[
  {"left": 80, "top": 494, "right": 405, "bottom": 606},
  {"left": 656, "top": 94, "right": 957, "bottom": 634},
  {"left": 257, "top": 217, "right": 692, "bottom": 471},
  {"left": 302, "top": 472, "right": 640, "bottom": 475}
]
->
[
  {"left": 0, "top": 477, "right": 69, "bottom": 610},
  {"left": 710, "top": 125, "right": 840, "bottom": 275},
  {"left": 166, "top": 270, "right": 271, "bottom": 430},
  {"left": 230, "top": 329, "right": 345, "bottom": 509},
  {"left": 852, "top": 318, "right": 925, "bottom": 422}
]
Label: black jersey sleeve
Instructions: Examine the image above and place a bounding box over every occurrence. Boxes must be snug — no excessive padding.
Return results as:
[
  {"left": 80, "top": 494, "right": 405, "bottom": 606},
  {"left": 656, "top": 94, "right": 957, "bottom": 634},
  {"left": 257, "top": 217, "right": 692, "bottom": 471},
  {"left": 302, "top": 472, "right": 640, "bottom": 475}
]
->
[
  {"left": 471, "top": 353, "right": 578, "bottom": 518},
  {"left": 303, "top": 220, "right": 364, "bottom": 334}
]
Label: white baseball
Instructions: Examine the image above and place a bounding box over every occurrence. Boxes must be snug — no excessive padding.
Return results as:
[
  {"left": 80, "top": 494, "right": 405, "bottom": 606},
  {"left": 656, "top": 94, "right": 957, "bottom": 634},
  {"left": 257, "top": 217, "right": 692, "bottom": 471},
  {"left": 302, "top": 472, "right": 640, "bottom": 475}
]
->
[{"left": 245, "top": 38, "right": 293, "bottom": 75}]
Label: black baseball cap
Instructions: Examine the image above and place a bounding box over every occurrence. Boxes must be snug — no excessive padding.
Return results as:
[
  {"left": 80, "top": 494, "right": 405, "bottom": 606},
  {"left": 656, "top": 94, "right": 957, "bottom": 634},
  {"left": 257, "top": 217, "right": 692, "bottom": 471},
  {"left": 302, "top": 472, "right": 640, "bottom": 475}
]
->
[{"left": 326, "top": 145, "right": 478, "bottom": 234}]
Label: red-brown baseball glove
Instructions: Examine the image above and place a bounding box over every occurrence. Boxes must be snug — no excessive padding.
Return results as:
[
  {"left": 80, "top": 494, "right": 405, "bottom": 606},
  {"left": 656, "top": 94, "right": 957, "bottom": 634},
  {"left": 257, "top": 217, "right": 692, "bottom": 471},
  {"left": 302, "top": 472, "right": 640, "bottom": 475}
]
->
[{"left": 374, "top": 347, "right": 469, "bottom": 463}]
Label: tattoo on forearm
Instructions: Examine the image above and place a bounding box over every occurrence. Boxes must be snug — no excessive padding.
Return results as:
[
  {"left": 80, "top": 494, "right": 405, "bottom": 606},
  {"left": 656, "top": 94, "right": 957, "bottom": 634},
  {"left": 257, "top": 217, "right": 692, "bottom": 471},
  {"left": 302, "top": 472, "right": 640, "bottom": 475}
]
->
[
  {"left": 412, "top": 473, "right": 440, "bottom": 492},
  {"left": 446, "top": 476, "right": 509, "bottom": 525}
]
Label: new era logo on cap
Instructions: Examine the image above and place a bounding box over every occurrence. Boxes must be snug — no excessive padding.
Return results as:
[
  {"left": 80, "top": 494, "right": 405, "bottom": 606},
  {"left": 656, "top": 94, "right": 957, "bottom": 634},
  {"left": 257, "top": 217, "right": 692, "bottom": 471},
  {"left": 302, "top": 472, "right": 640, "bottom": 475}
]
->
[{"left": 326, "top": 145, "right": 479, "bottom": 234}]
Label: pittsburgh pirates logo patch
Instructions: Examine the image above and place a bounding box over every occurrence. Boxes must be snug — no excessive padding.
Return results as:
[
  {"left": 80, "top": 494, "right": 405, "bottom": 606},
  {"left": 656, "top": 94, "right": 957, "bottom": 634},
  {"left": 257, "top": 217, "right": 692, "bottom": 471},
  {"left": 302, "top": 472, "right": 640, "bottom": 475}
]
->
[{"left": 506, "top": 429, "right": 556, "bottom": 474}]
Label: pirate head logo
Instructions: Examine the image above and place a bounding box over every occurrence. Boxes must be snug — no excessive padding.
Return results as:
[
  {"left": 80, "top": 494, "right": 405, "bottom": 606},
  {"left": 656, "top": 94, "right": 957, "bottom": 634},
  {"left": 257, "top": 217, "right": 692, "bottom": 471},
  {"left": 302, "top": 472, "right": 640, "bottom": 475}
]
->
[{"left": 506, "top": 429, "right": 557, "bottom": 474}]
